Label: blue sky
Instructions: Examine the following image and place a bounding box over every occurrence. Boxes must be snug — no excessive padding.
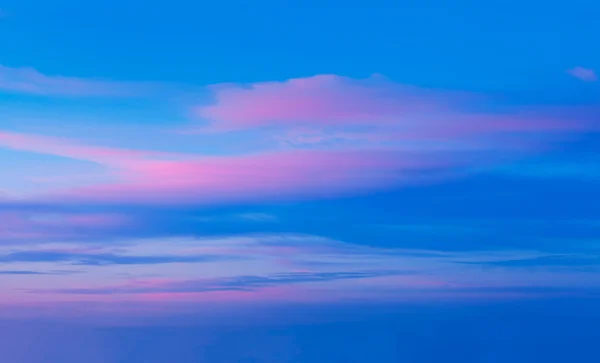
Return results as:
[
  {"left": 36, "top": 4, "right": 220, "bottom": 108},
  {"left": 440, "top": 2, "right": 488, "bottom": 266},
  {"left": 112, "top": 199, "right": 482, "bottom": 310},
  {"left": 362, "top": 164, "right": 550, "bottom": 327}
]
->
[{"left": 1, "top": 0, "right": 599, "bottom": 361}]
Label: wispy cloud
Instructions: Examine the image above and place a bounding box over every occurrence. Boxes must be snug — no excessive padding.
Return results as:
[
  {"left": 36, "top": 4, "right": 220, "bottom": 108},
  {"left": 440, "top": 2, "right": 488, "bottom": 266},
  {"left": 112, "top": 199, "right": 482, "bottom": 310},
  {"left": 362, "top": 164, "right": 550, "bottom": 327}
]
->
[
  {"left": 0, "top": 270, "right": 78, "bottom": 275},
  {"left": 0, "top": 64, "right": 154, "bottom": 97},
  {"left": 1, "top": 232, "right": 594, "bottom": 303},
  {"left": 468, "top": 254, "right": 600, "bottom": 268},
  {"left": 567, "top": 66, "right": 597, "bottom": 82},
  {"left": 0, "top": 211, "right": 132, "bottom": 244},
  {"left": 0, "top": 248, "right": 234, "bottom": 266},
  {"left": 0, "top": 129, "right": 450, "bottom": 205},
  {"left": 38, "top": 270, "right": 411, "bottom": 295}
]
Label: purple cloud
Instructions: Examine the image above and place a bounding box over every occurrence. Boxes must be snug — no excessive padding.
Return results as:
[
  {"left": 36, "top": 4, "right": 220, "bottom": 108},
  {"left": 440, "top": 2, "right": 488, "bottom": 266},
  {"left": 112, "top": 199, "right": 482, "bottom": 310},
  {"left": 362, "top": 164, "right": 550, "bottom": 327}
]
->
[
  {"left": 567, "top": 66, "right": 597, "bottom": 82},
  {"left": 0, "top": 210, "right": 132, "bottom": 244},
  {"left": 194, "top": 74, "right": 590, "bottom": 140}
]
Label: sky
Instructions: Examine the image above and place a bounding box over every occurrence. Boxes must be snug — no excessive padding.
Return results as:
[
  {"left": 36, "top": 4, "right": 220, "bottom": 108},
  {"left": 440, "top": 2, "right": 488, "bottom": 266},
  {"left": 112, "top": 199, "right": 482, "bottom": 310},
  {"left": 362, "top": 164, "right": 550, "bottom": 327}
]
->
[{"left": 1, "top": 0, "right": 600, "bottom": 361}]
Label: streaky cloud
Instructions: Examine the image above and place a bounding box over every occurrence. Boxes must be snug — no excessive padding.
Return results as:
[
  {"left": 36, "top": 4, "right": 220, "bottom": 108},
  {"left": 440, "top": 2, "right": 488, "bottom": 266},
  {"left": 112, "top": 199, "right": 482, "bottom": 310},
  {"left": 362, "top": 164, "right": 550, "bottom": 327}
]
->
[
  {"left": 0, "top": 64, "right": 156, "bottom": 97},
  {"left": 0, "top": 249, "right": 235, "bottom": 266},
  {"left": 0, "top": 269, "right": 79, "bottom": 275},
  {"left": 39, "top": 270, "right": 413, "bottom": 295}
]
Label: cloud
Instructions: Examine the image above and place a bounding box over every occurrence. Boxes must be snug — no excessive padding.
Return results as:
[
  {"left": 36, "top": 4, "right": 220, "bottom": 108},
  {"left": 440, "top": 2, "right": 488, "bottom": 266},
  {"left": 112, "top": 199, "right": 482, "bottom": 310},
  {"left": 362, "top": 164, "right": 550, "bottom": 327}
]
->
[
  {"left": 0, "top": 64, "right": 153, "bottom": 97},
  {"left": 0, "top": 270, "right": 78, "bottom": 275},
  {"left": 196, "top": 74, "right": 453, "bottom": 130},
  {"left": 0, "top": 130, "right": 586, "bottom": 207},
  {"left": 0, "top": 211, "right": 132, "bottom": 244},
  {"left": 194, "top": 74, "right": 590, "bottom": 139},
  {"left": 567, "top": 66, "right": 597, "bottom": 82},
  {"left": 469, "top": 254, "right": 600, "bottom": 268},
  {"left": 0, "top": 249, "right": 233, "bottom": 266},
  {"left": 1, "top": 232, "right": 593, "bottom": 304},
  {"left": 32, "top": 213, "right": 129, "bottom": 228},
  {"left": 0, "top": 131, "right": 153, "bottom": 165},
  {"left": 235, "top": 213, "right": 278, "bottom": 222},
  {"left": 39, "top": 270, "right": 410, "bottom": 295},
  {"left": 1, "top": 74, "right": 597, "bottom": 208},
  {"left": 0, "top": 130, "right": 452, "bottom": 205},
  {"left": 58, "top": 150, "right": 436, "bottom": 204}
]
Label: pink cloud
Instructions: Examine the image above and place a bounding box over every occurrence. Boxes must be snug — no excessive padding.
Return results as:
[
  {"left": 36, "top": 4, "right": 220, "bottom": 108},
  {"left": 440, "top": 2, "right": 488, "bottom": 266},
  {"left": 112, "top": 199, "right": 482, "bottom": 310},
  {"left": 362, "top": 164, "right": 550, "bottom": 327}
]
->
[
  {"left": 0, "top": 64, "right": 151, "bottom": 97},
  {"left": 2, "top": 74, "right": 596, "bottom": 206},
  {"left": 0, "top": 128, "right": 455, "bottom": 204},
  {"left": 196, "top": 74, "right": 470, "bottom": 131},
  {"left": 9, "top": 285, "right": 337, "bottom": 307},
  {"left": 0, "top": 123, "right": 589, "bottom": 207},
  {"left": 567, "top": 66, "right": 597, "bottom": 82},
  {"left": 194, "top": 74, "right": 590, "bottom": 140},
  {"left": 45, "top": 149, "right": 450, "bottom": 205}
]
